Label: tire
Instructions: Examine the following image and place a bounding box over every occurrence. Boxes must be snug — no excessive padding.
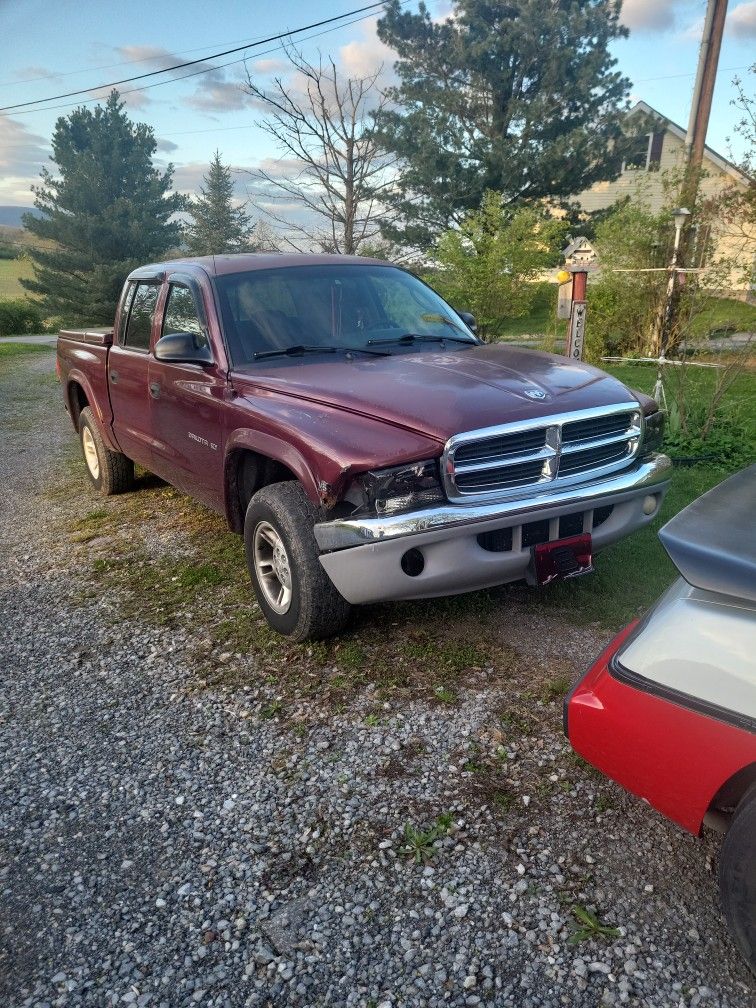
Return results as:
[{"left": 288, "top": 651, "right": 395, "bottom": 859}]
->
[
  {"left": 719, "top": 782, "right": 756, "bottom": 975},
  {"left": 79, "top": 406, "right": 134, "bottom": 496},
  {"left": 244, "top": 482, "right": 352, "bottom": 642}
]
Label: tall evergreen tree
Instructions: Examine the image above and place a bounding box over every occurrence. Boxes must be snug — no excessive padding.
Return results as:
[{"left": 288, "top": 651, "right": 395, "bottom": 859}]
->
[
  {"left": 22, "top": 91, "right": 184, "bottom": 323},
  {"left": 376, "top": 0, "right": 635, "bottom": 248},
  {"left": 184, "top": 152, "right": 254, "bottom": 255}
]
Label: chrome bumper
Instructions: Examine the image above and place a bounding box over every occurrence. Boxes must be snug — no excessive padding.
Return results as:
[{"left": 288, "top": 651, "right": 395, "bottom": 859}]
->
[
  {"left": 315, "top": 454, "right": 673, "bottom": 552},
  {"left": 316, "top": 454, "right": 672, "bottom": 605}
]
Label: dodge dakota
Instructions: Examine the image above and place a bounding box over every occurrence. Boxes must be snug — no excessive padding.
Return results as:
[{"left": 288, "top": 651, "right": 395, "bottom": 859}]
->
[{"left": 57, "top": 254, "right": 672, "bottom": 641}]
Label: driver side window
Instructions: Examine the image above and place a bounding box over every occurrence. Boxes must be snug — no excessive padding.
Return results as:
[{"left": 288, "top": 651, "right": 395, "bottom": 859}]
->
[{"left": 163, "top": 284, "right": 207, "bottom": 347}]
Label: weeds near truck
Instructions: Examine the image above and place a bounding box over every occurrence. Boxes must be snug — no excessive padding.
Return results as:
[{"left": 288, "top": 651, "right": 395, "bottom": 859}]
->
[
  {"left": 568, "top": 903, "right": 622, "bottom": 944},
  {"left": 432, "top": 685, "right": 458, "bottom": 705},
  {"left": 538, "top": 672, "right": 573, "bottom": 702},
  {"left": 399, "top": 814, "right": 454, "bottom": 864}
]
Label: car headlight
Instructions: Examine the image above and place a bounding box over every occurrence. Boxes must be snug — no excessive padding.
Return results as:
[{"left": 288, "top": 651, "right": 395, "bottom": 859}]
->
[
  {"left": 643, "top": 410, "right": 665, "bottom": 454},
  {"left": 355, "top": 459, "right": 445, "bottom": 515}
]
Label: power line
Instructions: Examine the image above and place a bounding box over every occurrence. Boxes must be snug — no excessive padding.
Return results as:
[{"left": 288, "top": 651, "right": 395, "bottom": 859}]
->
[
  {"left": 634, "top": 64, "right": 748, "bottom": 84},
  {"left": 0, "top": 2, "right": 386, "bottom": 113},
  {"left": 0, "top": 33, "right": 287, "bottom": 89},
  {"left": 4, "top": 8, "right": 395, "bottom": 119}
]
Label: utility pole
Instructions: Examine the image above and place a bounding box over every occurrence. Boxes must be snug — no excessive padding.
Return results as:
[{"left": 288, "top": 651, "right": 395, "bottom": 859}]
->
[
  {"left": 659, "top": 0, "right": 727, "bottom": 353},
  {"left": 681, "top": 0, "right": 728, "bottom": 210}
]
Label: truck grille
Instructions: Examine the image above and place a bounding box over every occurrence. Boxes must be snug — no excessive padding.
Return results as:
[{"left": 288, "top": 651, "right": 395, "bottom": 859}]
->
[{"left": 443, "top": 404, "right": 643, "bottom": 503}]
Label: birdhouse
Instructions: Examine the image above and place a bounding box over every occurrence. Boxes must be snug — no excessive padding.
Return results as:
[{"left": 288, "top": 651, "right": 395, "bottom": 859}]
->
[{"left": 563, "top": 236, "right": 598, "bottom": 268}]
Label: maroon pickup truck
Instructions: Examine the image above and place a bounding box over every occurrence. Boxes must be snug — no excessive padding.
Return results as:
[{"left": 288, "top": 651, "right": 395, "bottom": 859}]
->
[{"left": 57, "top": 254, "right": 672, "bottom": 641}]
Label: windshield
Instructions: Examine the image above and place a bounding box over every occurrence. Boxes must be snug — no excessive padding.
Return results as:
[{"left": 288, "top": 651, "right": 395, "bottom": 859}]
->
[{"left": 213, "top": 264, "right": 478, "bottom": 366}]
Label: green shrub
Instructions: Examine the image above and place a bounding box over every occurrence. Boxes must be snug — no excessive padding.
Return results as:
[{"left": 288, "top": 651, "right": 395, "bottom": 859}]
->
[
  {"left": 428, "top": 192, "right": 567, "bottom": 340},
  {"left": 0, "top": 298, "right": 45, "bottom": 336}
]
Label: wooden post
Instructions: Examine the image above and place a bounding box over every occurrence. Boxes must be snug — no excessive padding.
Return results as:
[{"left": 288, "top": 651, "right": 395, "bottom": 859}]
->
[{"left": 566, "top": 268, "right": 588, "bottom": 360}]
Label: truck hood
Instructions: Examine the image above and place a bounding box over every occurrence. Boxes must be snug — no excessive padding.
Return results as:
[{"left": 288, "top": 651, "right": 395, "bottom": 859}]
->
[{"left": 232, "top": 344, "right": 642, "bottom": 443}]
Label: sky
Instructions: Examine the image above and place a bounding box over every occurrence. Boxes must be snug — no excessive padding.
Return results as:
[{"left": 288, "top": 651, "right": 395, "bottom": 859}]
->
[{"left": 0, "top": 0, "right": 754, "bottom": 214}]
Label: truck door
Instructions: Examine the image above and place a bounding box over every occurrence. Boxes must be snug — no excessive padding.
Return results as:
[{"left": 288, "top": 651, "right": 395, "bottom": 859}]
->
[
  {"left": 148, "top": 277, "right": 226, "bottom": 512},
  {"left": 108, "top": 279, "right": 160, "bottom": 469}
]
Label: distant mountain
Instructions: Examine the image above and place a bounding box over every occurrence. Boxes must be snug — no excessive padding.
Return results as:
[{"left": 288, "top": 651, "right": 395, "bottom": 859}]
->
[{"left": 0, "top": 206, "right": 39, "bottom": 228}]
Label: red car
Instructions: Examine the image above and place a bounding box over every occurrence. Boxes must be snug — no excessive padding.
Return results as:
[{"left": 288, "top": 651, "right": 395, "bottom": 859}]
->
[{"left": 566, "top": 464, "right": 756, "bottom": 972}]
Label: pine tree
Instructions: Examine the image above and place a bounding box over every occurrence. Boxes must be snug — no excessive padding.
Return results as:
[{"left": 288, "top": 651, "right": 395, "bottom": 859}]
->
[
  {"left": 22, "top": 91, "right": 184, "bottom": 323},
  {"left": 184, "top": 152, "right": 254, "bottom": 255},
  {"left": 376, "top": 0, "right": 635, "bottom": 248}
]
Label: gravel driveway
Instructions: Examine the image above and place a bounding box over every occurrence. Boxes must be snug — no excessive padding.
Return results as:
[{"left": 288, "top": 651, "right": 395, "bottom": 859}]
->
[{"left": 1, "top": 349, "right": 753, "bottom": 1008}]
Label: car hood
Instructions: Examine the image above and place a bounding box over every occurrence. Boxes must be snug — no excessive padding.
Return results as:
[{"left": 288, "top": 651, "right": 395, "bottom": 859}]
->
[{"left": 232, "top": 344, "right": 642, "bottom": 443}]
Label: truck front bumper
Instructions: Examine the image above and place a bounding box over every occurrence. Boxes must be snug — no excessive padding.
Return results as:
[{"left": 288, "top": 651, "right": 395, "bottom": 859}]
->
[{"left": 315, "top": 454, "right": 672, "bottom": 605}]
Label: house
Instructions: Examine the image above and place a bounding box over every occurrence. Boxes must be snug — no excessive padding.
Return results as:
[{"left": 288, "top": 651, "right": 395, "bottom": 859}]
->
[{"left": 573, "top": 101, "right": 754, "bottom": 294}]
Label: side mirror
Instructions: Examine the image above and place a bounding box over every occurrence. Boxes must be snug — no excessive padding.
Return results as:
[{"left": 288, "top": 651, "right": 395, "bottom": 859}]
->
[
  {"left": 154, "top": 332, "right": 213, "bottom": 365},
  {"left": 457, "top": 310, "right": 478, "bottom": 334}
]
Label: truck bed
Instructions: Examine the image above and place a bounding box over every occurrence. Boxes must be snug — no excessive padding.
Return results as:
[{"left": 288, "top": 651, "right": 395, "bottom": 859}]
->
[{"left": 59, "top": 327, "right": 114, "bottom": 347}]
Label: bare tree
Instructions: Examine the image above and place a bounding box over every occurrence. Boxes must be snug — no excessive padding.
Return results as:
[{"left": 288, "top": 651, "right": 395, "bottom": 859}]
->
[{"left": 242, "top": 46, "right": 396, "bottom": 254}]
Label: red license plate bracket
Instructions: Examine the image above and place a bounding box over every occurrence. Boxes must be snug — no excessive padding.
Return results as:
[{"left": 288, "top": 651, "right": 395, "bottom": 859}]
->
[{"left": 533, "top": 533, "right": 593, "bottom": 586}]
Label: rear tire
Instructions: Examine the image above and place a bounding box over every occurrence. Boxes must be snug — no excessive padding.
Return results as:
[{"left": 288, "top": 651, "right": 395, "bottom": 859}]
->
[
  {"left": 244, "top": 482, "right": 351, "bottom": 642},
  {"left": 719, "top": 782, "right": 756, "bottom": 975},
  {"left": 79, "top": 406, "right": 134, "bottom": 496}
]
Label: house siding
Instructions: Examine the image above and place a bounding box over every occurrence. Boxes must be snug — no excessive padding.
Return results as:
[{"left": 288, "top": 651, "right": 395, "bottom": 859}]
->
[{"left": 574, "top": 128, "right": 754, "bottom": 293}]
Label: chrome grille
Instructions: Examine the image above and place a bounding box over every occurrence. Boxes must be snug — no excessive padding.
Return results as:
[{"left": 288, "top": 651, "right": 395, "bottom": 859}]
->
[{"left": 443, "top": 403, "right": 643, "bottom": 503}]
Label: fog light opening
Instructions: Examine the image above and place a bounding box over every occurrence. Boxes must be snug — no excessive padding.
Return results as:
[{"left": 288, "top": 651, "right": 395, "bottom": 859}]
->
[
  {"left": 642, "top": 494, "right": 659, "bottom": 516},
  {"left": 401, "top": 548, "right": 425, "bottom": 577}
]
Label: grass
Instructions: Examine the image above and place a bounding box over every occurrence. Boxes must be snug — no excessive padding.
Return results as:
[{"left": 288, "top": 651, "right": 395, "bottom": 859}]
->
[
  {"left": 0, "top": 258, "right": 33, "bottom": 299},
  {"left": 516, "top": 361, "right": 755, "bottom": 628},
  {"left": 492, "top": 287, "right": 755, "bottom": 350},
  {"left": 688, "top": 295, "right": 756, "bottom": 339},
  {"left": 0, "top": 341, "right": 53, "bottom": 359}
]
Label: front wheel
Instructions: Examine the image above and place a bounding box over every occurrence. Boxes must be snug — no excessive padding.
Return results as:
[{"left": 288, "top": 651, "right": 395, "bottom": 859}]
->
[
  {"left": 719, "top": 783, "right": 756, "bottom": 975},
  {"left": 243, "top": 482, "right": 352, "bottom": 642},
  {"left": 79, "top": 406, "right": 134, "bottom": 495}
]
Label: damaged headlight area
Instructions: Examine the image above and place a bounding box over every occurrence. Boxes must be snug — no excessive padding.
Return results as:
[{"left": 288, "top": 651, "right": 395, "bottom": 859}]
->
[
  {"left": 642, "top": 410, "right": 665, "bottom": 454},
  {"left": 351, "top": 459, "right": 445, "bottom": 516}
]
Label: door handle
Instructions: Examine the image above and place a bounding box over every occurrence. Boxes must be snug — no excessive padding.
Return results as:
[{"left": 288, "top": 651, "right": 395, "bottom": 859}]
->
[
  {"left": 109, "top": 370, "right": 119, "bottom": 384},
  {"left": 149, "top": 381, "right": 161, "bottom": 399}
]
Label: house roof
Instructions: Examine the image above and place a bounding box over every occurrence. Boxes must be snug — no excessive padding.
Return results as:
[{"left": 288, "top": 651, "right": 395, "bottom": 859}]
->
[{"left": 629, "top": 100, "right": 748, "bottom": 183}]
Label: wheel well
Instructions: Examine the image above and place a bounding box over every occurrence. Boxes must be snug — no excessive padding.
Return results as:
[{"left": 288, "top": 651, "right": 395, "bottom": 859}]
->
[
  {"left": 68, "top": 381, "right": 88, "bottom": 431},
  {"left": 708, "top": 763, "right": 756, "bottom": 821},
  {"left": 227, "top": 449, "right": 297, "bottom": 532}
]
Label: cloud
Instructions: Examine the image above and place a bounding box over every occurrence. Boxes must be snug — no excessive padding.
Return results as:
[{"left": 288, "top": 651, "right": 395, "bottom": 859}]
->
[
  {"left": 621, "top": 0, "right": 680, "bottom": 31},
  {"left": 339, "top": 18, "right": 396, "bottom": 80},
  {"left": 115, "top": 45, "right": 188, "bottom": 72},
  {"left": 727, "top": 0, "right": 756, "bottom": 36},
  {"left": 155, "top": 137, "right": 179, "bottom": 153},
  {"left": 0, "top": 116, "right": 50, "bottom": 205},
  {"left": 251, "top": 58, "right": 286, "bottom": 75},
  {"left": 681, "top": 15, "right": 705, "bottom": 40},
  {"left": 85, "top": 85, "right": 152, "bottom": 111},
  {"left": 14, "top": 65, "right": 62, "bottom": 83},
  {"left": 172, "top": 160, "right": 250, "bottom": 203},
  {"left": 184, "top": 70, "right": 251, "bottom": 113},
  {"left": 114, "top": 44, "right": 264, "bottom": 116},
  {"left": 255, "top": 156, "right": 307, "bottom": 180}
]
